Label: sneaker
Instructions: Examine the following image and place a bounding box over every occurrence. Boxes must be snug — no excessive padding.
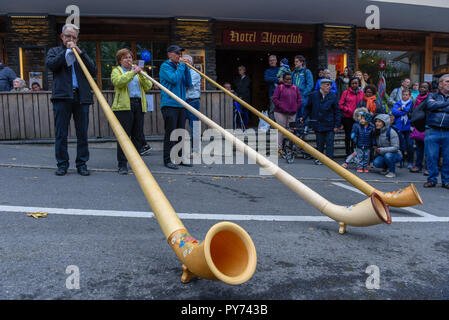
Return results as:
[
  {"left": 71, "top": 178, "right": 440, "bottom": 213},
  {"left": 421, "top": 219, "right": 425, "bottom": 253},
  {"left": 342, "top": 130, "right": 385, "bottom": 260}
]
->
[
  {"left": 278, "top": 149, "right": 285, "bottom": 159},
  {"left": 139, "top": 144, "right": 152, "bottom": 156},
  {"left": 410, "top": 166, "right": 421, "bottom": 173},
  {"left": 380, "top": 169, "right": 389, "bottom": 175},
  {"left": 407, "top": 163, "right": 413, "bottom": 170},
  {"left": 423, "top": 170, "right": 429, "bottom": 176},
  {"left": 357, "top": 169, "right": 363, "bottom": 173},
  {"left": 364, "top": 169, "right": 369, "bottom": 173},
  {"left": 341, "top": 162, "right": 348, "bottom": 169},
  {"left": 385, "top": 172, "right": 396, "bottom": 178},
  {"left": 423, "top": 181, "right": 436, "bottom": 188},
  {"left": 314, "top": 159, "right": 323, "bottom": 165}
]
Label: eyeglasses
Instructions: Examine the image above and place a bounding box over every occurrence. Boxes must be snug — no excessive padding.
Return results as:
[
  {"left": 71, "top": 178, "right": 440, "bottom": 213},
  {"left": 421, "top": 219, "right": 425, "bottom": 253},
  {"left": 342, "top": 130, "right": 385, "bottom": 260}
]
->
[{"left": 63, "top": 34, "right": 78, "bottom": 40}]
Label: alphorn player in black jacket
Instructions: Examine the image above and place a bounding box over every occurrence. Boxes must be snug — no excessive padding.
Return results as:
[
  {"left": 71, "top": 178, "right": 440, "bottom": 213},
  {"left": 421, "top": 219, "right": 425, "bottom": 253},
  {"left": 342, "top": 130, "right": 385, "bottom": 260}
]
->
[{"left": 46, "top": 24, "right": 97, "bottom": 176}]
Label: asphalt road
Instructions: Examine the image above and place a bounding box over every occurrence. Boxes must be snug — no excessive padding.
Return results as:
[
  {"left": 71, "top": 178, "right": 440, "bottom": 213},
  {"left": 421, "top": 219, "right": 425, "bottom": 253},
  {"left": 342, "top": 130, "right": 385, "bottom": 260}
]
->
[{"left": 0, "top": 144, "right": 448, "bottom": 300}]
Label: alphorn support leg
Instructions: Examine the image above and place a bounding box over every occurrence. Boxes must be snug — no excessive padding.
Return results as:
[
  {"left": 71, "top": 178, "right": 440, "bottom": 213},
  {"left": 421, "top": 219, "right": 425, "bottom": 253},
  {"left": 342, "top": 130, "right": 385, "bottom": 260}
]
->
[
  {"left": 339, "top": 222, "right": 348, "bottom": 235},
  {"left": 181, "top": 264, "right": 196, "bottom": 283}
]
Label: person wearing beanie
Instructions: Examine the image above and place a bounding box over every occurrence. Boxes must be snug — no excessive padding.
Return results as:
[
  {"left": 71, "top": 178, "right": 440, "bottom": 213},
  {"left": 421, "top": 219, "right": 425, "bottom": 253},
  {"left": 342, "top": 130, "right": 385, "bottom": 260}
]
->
[
  {"left": 277, "top": 58, "right": 291, "bottom": 82},
  {"left": 351, "top": 110, "right": 375, "bottom": 172}
]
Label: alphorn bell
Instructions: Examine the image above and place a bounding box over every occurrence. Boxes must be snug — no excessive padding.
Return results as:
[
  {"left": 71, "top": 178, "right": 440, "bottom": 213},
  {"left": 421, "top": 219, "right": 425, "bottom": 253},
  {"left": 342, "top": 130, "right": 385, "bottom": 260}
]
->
[
  {"left": 185, "top": 63, "right": 423, "bottom": 208},
  {"left": 135, "top": 67, "right": 391, "bottom": 234},
  {"left": 72, "top": 49, "right": 257, "bottom": 285}
]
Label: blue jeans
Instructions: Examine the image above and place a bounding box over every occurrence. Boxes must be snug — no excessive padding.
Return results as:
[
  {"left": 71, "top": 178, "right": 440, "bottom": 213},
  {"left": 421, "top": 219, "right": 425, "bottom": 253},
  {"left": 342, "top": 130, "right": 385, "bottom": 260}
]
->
[
  {"left": 424, "top": 128, "right": 449, "bottom": 184},
  {"left": 357, "top": 147, "right": 370, "bottom": 170},
  {"left": 53, "top": 98, "right": 89, "bottom": 169},
  {"left": 315, "top": 130, "right": 335, "bottom": 159},
  {"left": 373, "top": 152, "right": 402, "bottom": 173}
]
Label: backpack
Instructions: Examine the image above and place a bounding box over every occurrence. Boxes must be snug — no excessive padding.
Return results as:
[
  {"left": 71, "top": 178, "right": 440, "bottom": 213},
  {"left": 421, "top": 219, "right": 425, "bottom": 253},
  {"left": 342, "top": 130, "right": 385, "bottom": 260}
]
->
[
  {"left": 386, "top": 126, "right": 406, "bottom": 153},
  {"left": 411, "top": 102, "right": 426, "bottom": 132}
]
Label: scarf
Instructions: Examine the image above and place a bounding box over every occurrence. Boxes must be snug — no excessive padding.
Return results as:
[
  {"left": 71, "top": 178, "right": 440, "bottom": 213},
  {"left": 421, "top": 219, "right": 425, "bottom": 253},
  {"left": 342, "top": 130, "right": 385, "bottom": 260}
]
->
[
  {"left": 414, "top": 93, "right": 428, "bottom": 109},
  {"left": 364, "top": 95, "right": 377, "bottom": 114},
  {"left": 400, "top": 98, "right": 412, "bottom": 127}
]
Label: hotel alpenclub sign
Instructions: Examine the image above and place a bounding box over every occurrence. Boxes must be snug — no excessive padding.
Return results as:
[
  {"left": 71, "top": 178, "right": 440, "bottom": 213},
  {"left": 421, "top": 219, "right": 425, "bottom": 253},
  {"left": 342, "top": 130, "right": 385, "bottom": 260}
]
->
[{"left": 223, "top": 29, "right": 312, "bottom": 47}]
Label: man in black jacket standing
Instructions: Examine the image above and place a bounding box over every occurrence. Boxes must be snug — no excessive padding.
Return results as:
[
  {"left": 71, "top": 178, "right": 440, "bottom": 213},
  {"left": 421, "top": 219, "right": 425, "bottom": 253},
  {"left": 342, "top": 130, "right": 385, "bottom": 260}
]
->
[
  {"left": 46, "top": 24, "right": 97, "bottom": 176},
  {"left": 423, "top": 74, "right": 449, "bottom": 189}
]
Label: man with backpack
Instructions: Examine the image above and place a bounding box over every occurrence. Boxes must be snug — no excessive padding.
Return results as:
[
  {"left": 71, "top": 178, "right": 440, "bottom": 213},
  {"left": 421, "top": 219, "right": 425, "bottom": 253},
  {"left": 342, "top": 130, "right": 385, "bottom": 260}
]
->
[{"left": 291, "top": 55, "right": 313, "bottom": 121}]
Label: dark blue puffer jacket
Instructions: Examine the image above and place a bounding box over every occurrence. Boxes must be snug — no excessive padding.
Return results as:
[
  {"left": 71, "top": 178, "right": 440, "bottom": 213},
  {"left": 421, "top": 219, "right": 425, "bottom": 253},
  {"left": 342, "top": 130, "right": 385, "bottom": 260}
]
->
[
  {"left": 424, "top": 91, "right": 449, "bottom": 129},
  {"left": 351, "top": 122, "right": 375, "bottom": 148}
]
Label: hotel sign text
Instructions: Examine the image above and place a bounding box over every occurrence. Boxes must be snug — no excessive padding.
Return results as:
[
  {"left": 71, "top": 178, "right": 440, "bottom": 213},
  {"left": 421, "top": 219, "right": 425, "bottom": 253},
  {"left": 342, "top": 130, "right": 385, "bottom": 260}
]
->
[{"left": 223, "top": 29, "right": 312, "bottom": 47}]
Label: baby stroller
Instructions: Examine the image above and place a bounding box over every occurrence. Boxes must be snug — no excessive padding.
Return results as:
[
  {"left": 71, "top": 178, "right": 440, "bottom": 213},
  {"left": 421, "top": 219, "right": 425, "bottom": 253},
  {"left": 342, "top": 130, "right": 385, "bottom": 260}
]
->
[
  {"left": 233, "top": 101, "right": 249, "bottom": 131},
  {"left": 282, "top": 120, "right": 311, "bottom": 164}
]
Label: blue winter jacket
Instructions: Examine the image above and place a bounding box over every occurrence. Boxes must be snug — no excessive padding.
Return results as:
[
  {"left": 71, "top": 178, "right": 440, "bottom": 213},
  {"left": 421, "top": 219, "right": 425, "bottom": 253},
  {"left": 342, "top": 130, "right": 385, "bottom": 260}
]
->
[
  {"left": 264, "top": 66, "right": 280, "bottom": 98},
  {"left": 0, "top": 63, "right": 16, "bottom": 91},
  {"left": 291, "top": 67, "right": 314, "bottom": 99},
  {"left": 159, "top": 60, "right": 192, "bottom": 108},
  {"left": 351, "top": 122, "right": 375, "bottom": 148},
  {"left": 423, "top": 90, "right": 449, "bottom": 129},
  {"left": 391, "top": 99, "right": 413, "bottom": 132},
  {"left": 305, "top": 90, "right": 341, "bottom": 132}
]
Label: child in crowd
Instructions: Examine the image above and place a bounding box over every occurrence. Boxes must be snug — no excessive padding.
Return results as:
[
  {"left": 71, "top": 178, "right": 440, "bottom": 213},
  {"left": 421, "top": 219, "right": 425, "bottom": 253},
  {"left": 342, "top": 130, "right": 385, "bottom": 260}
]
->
[
  {"left": 391, "top": 89, "right": 414, "bottom": 169},
  {"left": 352, "top": 111, "right": 375, "bottom": 172},
  {"left": 277, "top": 58, "right": 291, "bottom": 81}
]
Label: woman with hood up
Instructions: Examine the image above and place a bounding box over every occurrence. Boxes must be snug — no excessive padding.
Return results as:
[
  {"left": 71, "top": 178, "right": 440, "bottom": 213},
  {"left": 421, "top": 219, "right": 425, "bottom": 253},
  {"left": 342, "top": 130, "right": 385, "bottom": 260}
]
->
[{"left": 372, "top": 113, "right": 403, "bottom": 178}]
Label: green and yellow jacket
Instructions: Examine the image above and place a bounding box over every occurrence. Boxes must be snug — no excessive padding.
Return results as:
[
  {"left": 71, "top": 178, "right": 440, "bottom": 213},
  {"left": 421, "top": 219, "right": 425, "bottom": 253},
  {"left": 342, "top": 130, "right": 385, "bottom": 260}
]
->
[{"left": 111, "top": 66, "right": 153, "bottom": 112}]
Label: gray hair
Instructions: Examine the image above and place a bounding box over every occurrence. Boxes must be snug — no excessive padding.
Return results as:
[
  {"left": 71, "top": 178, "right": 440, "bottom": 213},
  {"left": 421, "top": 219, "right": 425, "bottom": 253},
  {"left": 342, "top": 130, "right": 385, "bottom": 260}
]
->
[
  {"left": 62, "top": 24, "right": 79, "bottom": 37},
  {"left": 439, "top": 74, "right": 449, "bottom": 82},
  {"left": 14, "top": 78, "right": 27, "bottom": 87},
  {"left": 323, "top": 69, "right": 331, "bottom": 75},
  {"left": 183, "top": 54, "right": 193, "bottom": 65}
]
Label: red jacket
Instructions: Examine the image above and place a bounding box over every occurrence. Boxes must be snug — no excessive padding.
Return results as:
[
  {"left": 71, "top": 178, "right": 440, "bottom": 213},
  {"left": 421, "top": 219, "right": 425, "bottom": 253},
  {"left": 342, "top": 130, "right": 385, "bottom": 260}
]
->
[
  {"left": 339, "top": 88, "right": 364, "bottom": 119},
  {"left": 272, "top": 84, "right": 302, "bottom": 114}
]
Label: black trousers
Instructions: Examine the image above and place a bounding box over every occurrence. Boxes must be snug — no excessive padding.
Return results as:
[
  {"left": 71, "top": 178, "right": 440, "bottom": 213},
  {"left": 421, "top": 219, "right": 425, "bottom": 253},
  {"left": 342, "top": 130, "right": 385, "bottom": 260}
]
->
[
  {"left": 114, "top": 98, "right": 144, "bottom": 167},
  {"left": 342, "top": 117, "right": 355, "bottom": 157},
  {"left": 161, "top": 106, "right": 186, "bottom": 164}
]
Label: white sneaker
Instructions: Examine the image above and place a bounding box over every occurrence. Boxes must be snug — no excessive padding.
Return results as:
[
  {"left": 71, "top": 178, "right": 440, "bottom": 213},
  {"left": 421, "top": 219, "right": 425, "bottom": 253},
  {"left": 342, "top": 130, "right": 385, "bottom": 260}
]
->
[{"left": 385, "top": 172, "right": 396, "bottom": 178}]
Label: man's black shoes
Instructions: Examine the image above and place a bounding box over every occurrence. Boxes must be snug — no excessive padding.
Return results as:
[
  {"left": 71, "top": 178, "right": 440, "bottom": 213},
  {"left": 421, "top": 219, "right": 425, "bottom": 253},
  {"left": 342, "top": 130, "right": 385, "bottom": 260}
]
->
[
  {"left": 55, "top": 167, "right": 67, "bottom": 176},
  {"left": 77, "top": 166, "right": 90, "bottom": 176},
  {"left": 180, "top": 162, "right": 193, "bottom": 167},
  {"left": 165, "top": 162, "right": 179, "bottom": 170}
]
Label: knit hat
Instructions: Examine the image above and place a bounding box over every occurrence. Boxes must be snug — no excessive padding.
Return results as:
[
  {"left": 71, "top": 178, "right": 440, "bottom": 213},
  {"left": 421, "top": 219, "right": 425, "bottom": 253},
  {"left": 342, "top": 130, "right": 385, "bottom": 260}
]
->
[
  {"left": 361, "top": 112, "right": 373, "bottom": 122},
  {"left": 280, "top": 58, "right": 288, "bottom": 65}
]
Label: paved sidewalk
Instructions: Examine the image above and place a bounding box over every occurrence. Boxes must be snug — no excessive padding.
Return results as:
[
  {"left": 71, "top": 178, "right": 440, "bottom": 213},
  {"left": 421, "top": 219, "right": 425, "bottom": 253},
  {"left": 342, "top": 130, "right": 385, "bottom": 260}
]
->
[{"left": 0, "top": 142, "right": 428, "bottom": 185}]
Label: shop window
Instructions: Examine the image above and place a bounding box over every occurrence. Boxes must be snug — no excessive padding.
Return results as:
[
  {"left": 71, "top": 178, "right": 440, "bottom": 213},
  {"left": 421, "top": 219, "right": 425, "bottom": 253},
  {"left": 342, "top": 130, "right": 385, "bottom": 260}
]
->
[
  {"left": 19, "top": 46, "right": 47, "bottom": 90},
  {"left": 433, "top": 52, "right": 449, "bottom": 77},
  {"left": 327, "top": 52, "right": 347, "bottom": 80},
  {"left": 358, "top": 50, "right": 422, "bottom": 95},
  {"left": 136, "top": 41, "right": 167, "bottom": 81}
]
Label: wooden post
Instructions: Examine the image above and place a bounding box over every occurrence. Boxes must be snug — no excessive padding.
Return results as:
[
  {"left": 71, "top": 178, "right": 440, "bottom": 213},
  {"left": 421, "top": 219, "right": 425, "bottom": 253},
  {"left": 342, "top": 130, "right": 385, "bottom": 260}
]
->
[
  {"left": 425, "top": 35, "right": 433, "bottom": 75},
  {"left": 96, "top": 41, "right": 102, "bottom": 89}
]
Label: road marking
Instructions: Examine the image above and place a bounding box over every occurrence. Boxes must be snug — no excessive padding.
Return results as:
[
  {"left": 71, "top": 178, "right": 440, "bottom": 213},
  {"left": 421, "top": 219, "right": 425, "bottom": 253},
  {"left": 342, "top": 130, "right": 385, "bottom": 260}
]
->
[
  {"left": 370, "top": 0, "right": 449, "bottom": 9},
  {"left": 331, "top": 182, "right": 437, "bottom": 218},
  {"left": 1, "top": 205, "right": 448, "bottom": 222}
]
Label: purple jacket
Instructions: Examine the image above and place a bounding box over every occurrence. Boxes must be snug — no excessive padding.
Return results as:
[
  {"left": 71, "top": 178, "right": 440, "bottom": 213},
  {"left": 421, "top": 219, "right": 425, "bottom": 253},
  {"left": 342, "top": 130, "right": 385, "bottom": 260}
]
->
[{"left": 272, "top": 84, "right": 302, "bottom": 114}]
